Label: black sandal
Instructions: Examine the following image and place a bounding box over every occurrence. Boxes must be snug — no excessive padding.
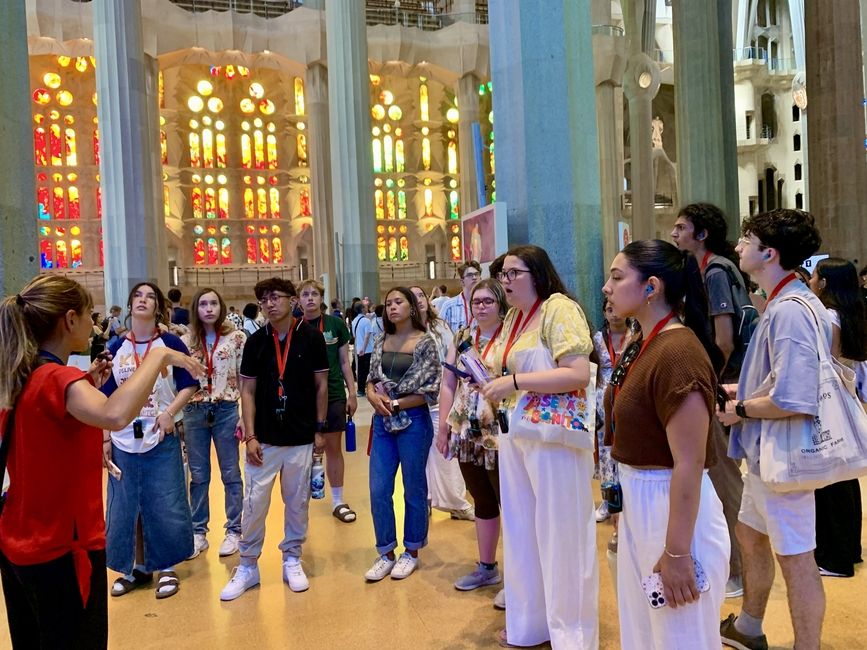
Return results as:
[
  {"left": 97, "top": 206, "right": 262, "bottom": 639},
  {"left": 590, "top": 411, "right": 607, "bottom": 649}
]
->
[
  {"left": 332, "top": 503, "right": 357, "bottom": 523},
  {"left": 111, "top": 569, "right": 153, "bottom": 597}
]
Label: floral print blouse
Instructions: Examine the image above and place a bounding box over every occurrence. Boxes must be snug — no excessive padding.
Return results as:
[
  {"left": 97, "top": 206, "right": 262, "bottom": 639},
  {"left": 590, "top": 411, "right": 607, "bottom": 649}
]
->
[
  {"left": 181, "top": 328, "right": 246, "bottom": 403},
  {"left": 367, "top": 331, "right": 441, "bottom": 404}
]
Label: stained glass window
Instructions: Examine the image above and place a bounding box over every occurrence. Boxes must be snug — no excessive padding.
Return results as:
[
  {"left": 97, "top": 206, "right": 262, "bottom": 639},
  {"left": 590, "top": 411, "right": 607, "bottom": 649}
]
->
[
  {"left": 374, "top": 189, "right": 384, "bottom": 220},
  {"left": 398, "top": 190, "right": 407, "bottom": 220},
  {"left": 267, "top": 134, "right": 278, "bottom": 169},
  {"left": 372, "top": 138, "right": 382, "bottom": 173},
  {"left": 419, "top": 81, "right": 429, "bottom": 121},
  {"left": 294, "top": 78, "right": 305, "bottom": 115},
  {"left": 299, "top": 189, "right": 311, "bottom": 217},
  {"left": 377, "top": 236, "right": 386, "bottom": 261},
  {"left": 422, "top": 137, "right": 431, "bottom": 171},
  {"left": 386, "top": 191, "right": 396, "bottom": 221},
  {"left": 241, "top": 133, "right": 252, "bottom": 169},
  {"left": 296, "top": 134, "right": 307, "bottom": 164},
  {"left": 395, "top": 139, "right": 405, "bottom": 172},
  {"left": 218, "top": 187, "right": 229, "bottom": 219},
  {"left": 424, "top": 188, "right": 433, "bottom": 217},
  {"left": 215, "top": 133, "right": 226, "bottom": 167},
  {"left": 383, "top": 135, "right": 393, "bottom": 172},
  {"left": 254, "top": 130, "right": 265, "bottom": 169},
  {"left": 68, "top": 186, "right": 80, "bottom": 219},
  {"left": 447, "top": 141, "right": 458, "bottom": 175},
  {"left": 244, "top": 187, "right": 255, "bottom": 218},
  {"left": 34, "top": 128, "right": 47, "bottom": 166}
]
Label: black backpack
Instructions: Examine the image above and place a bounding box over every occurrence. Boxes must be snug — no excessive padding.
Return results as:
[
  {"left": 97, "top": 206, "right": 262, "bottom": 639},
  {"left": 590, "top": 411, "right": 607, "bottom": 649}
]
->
[{"left": 705, "top": 261, "right": 760, "bottom": 359}]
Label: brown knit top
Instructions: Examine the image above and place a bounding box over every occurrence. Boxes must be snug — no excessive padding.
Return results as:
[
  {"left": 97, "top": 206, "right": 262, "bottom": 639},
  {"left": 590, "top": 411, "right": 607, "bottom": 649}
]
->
[{"left": 603, "top": 327, "right": 718, "bottom": 469}]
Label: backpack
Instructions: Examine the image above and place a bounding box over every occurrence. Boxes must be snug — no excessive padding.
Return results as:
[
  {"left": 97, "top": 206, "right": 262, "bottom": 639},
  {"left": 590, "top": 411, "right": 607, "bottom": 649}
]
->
[{"left": 705, "top": 261, "right": 760, "bottom": 359}]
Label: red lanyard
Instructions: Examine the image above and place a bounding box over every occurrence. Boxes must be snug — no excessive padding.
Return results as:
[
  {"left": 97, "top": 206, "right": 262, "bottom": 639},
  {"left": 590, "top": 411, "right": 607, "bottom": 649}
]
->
[
  {"left": 462, "top": 295, "right": 471, "bottom": 327},
  {"left": 204, "top": 332, "right": 221, "bottom": 394},
  {"left": 127, "top": 329, "right": 159, "bottom": 368},
  {"left": 474, "top": 323, "right": 503, "bottom": 362},
  {"left": 500, "top": 298, "right": 543, "bottom": 375},
  {"left": 272, "top": 320, "right": 296, "bottom": 398},
  {"left": 700, "top": 251, "right": 713, "bottom": 273},
  {"left": 767, "top": 273, "right": 797, "bottom": 304},
  {"left": 613, "top": 310, "right": 678, "bottom": 398},
  {"left": 605, "top": 331, "right": 626, "bottom": 366}
]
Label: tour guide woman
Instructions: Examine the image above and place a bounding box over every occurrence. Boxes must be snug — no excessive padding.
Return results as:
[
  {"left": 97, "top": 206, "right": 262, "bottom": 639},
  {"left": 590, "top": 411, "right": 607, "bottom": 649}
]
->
[
  {"left": 364, "top": 287, "right": 441, "bottom": 582},
  {"left": 602, "top": 240, "right": 729, "bottom": 649},
  {"left": 479, "top": 244, "right": 598, "bottom": 649},
  {"left": 0, "top": 275, "right": 202, "bottom": 648}
]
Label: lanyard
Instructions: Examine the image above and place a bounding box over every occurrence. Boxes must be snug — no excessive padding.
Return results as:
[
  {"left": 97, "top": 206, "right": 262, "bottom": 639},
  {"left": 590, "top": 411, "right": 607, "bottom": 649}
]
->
[
  {"left": 462, "top": 295, "right": 471, "bottom": 327},
  {"left": 767, "top": 273, "right": 797, "bottom": 304},
  {"left": 204, "top": 332, "right": 221, "bottom": 394},
  {"left": 700, "top": 251, "right": 713, "bottom": 273},
  {"left": 613, "top": 310, "right": 678, "bottom": 398},
  {"left": 500, "top": 298, "right": 543, "bottom": 375},
  {"left": 605, "top": 330, "right": 626, "bottom": 366},
  {"left": 128, "top": 330, "right": 159, "bottom": 368},
  {"left": 272, "top": 320, "right": 296, "bottom": 398},
  {"left": 474, "top": 323, "right": 503, "bottom": 362}
]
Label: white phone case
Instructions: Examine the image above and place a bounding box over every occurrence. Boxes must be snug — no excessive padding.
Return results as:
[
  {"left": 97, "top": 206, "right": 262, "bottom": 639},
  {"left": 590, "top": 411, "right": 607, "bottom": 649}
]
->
[{"left": 641, "top": 557, "right": 710, "bottom": 609}]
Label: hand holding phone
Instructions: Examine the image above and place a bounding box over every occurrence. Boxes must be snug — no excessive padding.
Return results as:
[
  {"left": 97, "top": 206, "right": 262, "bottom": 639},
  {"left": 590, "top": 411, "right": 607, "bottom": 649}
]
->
[
  {"left": 106, "top": 460, "right": 122, "bottom": 481},
  {"left": 641, "top": 557, "right": 709, "bottom": 609}
]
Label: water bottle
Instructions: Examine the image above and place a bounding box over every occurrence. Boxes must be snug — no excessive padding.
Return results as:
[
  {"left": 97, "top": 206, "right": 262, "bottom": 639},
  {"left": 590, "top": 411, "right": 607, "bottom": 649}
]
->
[
  {"left": 345, "top": 416, "right": 357, "bottom": 452},
  {"left": 310, "top": 453, "right": 325, "bottom": 499}
]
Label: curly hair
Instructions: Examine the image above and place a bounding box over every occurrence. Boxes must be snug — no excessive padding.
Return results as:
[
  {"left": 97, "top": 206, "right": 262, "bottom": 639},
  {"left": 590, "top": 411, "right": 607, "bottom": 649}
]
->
[{"left": 741, "top": 209, "right": 822, "bottom": 271}]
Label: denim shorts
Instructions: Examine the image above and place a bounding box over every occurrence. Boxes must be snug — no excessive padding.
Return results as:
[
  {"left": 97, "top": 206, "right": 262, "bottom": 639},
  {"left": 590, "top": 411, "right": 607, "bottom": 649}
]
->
[{"left": 105, "top": 434, "right": 194, "bottom": 574}]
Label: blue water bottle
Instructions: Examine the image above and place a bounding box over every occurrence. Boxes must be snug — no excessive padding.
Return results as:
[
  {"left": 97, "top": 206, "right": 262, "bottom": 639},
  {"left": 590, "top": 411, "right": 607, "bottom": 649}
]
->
[{"left": 345, "top": 415, "right": 357, "bottom": 452}]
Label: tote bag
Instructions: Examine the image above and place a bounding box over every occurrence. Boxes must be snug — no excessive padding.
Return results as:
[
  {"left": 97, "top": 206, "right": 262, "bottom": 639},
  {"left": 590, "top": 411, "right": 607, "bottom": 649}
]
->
[
  {"left": 757, "top": 296, "right": 867, "bottom": 492},
  {"left": 507, "top": 341, "right": 597, "bottom": 451}
]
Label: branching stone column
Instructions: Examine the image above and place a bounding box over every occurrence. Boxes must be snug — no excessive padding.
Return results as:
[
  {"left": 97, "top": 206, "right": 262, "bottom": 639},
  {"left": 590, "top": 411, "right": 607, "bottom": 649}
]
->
[
  {"left": 94, "top": 0, "right": 166, "bottom": 307},
  {"left": 806, "top": 0, "right": 867, "bottom": 264},
  {"left": 0, "top": 0, "right": 38, "bottom": 292},
  {"left": 325, "top": 0, "right": 379, "bottom": 301},
  {"left": 306, "top": 62, "right": 336, "bottom": 299},
  {"left": 489, "top": 0, "right": 604, "bottom": 325},
  {"left": 672, "top": 0, "right": 740, "bottom": 235},
  {"left": 457, "top": 72, "right": 481, "bottom": 215}
]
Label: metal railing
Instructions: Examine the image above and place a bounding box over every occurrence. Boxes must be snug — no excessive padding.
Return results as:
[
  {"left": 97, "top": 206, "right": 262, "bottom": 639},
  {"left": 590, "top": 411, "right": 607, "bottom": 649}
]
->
[
  {"left": 365, "top": 7, "right": 487, "bottom": 29},
  {"left": 591, "top": 24, "right": 625, "bottom": 37}
]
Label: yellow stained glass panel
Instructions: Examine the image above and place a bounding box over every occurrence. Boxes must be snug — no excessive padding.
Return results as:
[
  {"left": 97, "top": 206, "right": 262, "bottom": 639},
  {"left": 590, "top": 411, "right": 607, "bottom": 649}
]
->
[{"left": 294, "top": 78, "right": 305, "bottom": 115}]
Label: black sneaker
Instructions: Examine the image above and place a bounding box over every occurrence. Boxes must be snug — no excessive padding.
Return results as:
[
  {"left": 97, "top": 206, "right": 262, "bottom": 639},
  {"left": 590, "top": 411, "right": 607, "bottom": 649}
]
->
[{"left": 720, "top": 614, "right": 769, "bottom": 650}]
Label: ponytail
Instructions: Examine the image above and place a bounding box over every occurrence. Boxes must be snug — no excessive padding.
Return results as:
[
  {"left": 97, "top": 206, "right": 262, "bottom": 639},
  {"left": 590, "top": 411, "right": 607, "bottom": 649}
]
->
[
  {"left": 0, "top": 276, "right": 92, "bottom": 409},
  {"left": 622, "top": 240, "right": 724, "bottom": 376}
]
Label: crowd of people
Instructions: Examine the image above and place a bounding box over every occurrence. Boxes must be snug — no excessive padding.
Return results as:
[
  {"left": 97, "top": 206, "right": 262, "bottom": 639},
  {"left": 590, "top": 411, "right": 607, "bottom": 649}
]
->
[{"left": 0, "top": 206, "right": 865, "bottom": 649}]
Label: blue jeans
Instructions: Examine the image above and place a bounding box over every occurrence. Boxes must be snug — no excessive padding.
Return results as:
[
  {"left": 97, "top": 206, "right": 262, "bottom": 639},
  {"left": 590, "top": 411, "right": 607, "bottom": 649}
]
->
[
  {"left": 106, "top": 434, "right": 193, "bottom": 574},
  {"left": 183, "top": 401, "right": 242, "bottom": 535},
  {"left": 369, "top": 405, "right": 433, "bottom": 555}
]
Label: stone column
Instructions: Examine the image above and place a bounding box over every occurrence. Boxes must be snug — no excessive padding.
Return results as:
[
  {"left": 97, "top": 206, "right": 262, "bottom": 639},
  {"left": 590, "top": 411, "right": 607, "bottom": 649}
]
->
[
  {"left": 621, "top": 0, "right": 659, "bottom": 241},
  {"left": 306, "top": 62, "right": 336, "bottom": 299},
  {"left": 0, "top": 0, "right": 38, "bottom": 292},
  {"left": 672, "top": 0, "right": 741, "bottom": 236},
  {"left": 806, "top": 0, "right": 867, "bottom": 264},
  {"left": 456, "top": 72, "right": 481, "bottom": 215},
  {"left": 325, "top": 0, "right": 379, "bottom": 301},
  {"left": 93, "top": 0, "right": 166, "bottom": 307},
  {"left": 489, "top": 0, "right": 604, "bottom": 325}
]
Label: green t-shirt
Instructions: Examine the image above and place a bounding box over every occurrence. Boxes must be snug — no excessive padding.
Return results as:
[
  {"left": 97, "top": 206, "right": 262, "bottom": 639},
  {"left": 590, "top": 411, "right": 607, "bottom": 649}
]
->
[{"left": 310, "top": 314, "right": 350, "bottom": 402}]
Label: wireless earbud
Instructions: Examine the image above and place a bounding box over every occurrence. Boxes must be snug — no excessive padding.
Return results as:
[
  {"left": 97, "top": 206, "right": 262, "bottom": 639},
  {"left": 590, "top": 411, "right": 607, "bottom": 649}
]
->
[
  {"left": 645, "top": 286, "right": 653, "bottom": 296},
  {"left": 764, "top": 252, "right": 772, "bottom": 261}
]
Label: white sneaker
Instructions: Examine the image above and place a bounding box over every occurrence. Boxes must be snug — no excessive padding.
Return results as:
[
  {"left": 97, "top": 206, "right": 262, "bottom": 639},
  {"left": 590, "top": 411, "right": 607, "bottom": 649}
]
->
[
  {"left": 218, "top": 532, "right": 240, "bottom": 557},
  {"left": 493, "top": 588, "right": 506, "bottom": 610},
  {"left": 390, "top": 552, "right": 418, "bottom": 580},
  {"left": 282, "top": 558, "right": 309, "bottom": 592},
  {"left": 188, "top": 533, "right": 208, "bottom": 560},
  {"left": 449, "top": 506, "right": 476, "bottom": 521},
  {"left": 219, "top": 564, "right": 260, "bottom": 601},
  {"left": 594, "top": 501, "right": 610, "bottom": 523},
  {"left": 364, "top": 555, "right": 396, "bottom": 582}
]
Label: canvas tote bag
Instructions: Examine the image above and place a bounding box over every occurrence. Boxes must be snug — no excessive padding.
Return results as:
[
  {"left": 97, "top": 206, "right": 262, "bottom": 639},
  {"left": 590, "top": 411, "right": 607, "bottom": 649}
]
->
[
  {"left": 756, "top": 295, "right": 867, "bottom": 492},
  {"left": 508, "top": 340, "right": 597, "bottom": 451}
]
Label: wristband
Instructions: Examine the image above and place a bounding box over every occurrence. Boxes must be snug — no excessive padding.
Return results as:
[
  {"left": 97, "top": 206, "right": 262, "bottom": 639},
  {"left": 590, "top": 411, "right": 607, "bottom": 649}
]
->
[
  {"left": 664, "top": 547, "right": 691, "bottom": 559},
  {"left": 735, "top": 400, "right": 749, "bottom": 419},
  {"left": 512, "top": 374, "right": 519, "bottom": 390},
  {"left": 244, "top": 434, "right": 257, "bottom": 443}
]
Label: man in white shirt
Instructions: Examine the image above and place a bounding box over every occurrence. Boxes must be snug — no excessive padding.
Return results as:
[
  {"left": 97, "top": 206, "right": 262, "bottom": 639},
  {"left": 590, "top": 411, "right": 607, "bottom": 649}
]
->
[
  {"left": 430, "top": 284, "right": 449, "bottom": 314},
  {"left": 440, "top": 262, "right": 481, "bottom": 333},
  {"left": 718, "top": 208, "right": 829, "bottom": 650}
]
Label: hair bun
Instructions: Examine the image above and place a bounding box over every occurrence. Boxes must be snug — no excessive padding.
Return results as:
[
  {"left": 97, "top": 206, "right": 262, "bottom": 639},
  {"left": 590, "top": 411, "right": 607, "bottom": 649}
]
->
[{"left": 15, "top": 294, "right": 25, "bottom": 307}]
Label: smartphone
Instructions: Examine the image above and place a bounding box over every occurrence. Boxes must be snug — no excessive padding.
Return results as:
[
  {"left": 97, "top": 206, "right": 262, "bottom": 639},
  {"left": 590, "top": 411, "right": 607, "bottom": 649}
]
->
[
  {"left": 442, "top": 361, "right": 472, "bottom": 380},
  {"left": 106, "top": 460, "right": 122, "bottom": 481},
  {"left": 641, "top": 557, "right": 710, "bottom": 608}
]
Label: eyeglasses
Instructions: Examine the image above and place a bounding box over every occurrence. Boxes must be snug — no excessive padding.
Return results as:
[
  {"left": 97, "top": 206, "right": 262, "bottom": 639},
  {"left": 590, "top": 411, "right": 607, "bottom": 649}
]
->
[
  {"left": 257, "top": 293, "right": 292, "bottom": 306},
  {"left": 496, "top": 268, "right": 531, "bottom": 282},
  {"left": 609, "top": 341, "right": 641, "bottom": 387},
  {"left": 471, "top": 298, "right": 497, "bottom": 308},
  {"left": 462, "top": 271, "right": 481, "bottom": 280},
  {"left": 737, "top": 237, "right": 768, "bottom": 251}
]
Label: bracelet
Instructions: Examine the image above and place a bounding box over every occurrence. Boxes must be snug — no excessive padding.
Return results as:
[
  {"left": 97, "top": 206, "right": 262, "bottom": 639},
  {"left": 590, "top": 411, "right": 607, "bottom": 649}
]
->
[
  {"left": 243, "top": 434, "right": 257, "bottom": 443},
  {"left": 103, "top": 438, "right": 111, "bottom": 444},
  {"left": 512, "top": 374, "right": 519, "bottom": 390},
  {"left": 664, "top": 547, "right": 691, "bottom": 559}
]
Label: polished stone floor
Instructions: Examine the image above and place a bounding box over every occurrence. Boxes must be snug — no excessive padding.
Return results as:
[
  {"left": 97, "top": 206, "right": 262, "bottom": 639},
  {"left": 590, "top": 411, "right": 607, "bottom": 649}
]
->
[{"left": 1, "top": 399, "right": 865, "bottom": 649}]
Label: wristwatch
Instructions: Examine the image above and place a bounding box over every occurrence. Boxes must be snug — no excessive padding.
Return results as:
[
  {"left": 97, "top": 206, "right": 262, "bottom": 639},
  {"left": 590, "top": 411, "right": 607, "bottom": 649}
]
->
[
  {"left": 391, "top": 399, "right": 401, "bottom": 414},
  {"left": 316, "top": 420, "right": 328, "bottom": 433},
  {"left": 735, "top": 400, "right": 749, "bottom": 419}
]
